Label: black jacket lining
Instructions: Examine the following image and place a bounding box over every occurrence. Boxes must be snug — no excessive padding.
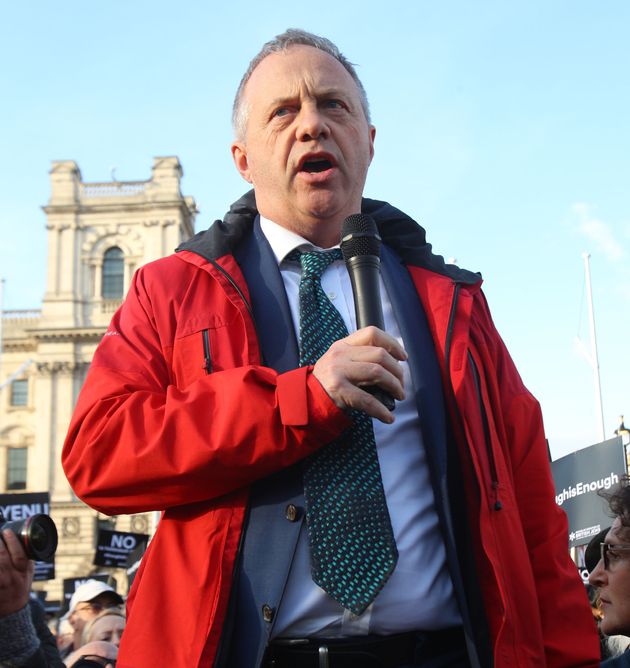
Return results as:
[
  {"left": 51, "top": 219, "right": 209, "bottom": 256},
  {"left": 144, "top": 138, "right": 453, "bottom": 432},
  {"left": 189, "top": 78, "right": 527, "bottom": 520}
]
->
[{"left": 176, "top": 190, "right": 481, "bottom": 286}]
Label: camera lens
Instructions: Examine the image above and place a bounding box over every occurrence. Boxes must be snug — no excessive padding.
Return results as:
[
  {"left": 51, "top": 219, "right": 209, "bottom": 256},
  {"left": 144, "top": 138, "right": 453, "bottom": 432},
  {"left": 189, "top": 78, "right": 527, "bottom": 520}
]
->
[
  {"left": 2, "top": 514, "right": 58, "bottom": 561},
  {"left": 0, "top": 512, "right": 58, "bottom": 561},
  {"left": 22, "top": 514, "right": 58, "bottom": 561},
  {"left": 29, "top": 522, "right": 47, "bottom": 554}
]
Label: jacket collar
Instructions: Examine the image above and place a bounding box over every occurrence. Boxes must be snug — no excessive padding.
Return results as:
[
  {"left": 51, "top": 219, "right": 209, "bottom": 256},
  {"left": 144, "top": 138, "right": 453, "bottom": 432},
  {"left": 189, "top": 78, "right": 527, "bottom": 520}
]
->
[{"left": 176, "top": 190, "right": 481, "bottom": 286}]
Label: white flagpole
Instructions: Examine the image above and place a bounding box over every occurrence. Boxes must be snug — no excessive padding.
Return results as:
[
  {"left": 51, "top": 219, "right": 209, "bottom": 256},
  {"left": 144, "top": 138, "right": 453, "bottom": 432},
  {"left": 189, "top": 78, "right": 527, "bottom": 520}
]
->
[{"left": 582, "top": 253, "right": 606, "bottom": 441}]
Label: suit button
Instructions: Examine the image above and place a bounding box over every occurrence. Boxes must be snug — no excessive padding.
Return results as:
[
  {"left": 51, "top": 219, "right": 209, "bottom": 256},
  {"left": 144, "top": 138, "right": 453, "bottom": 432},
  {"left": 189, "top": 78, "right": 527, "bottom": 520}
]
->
[
  {"left": 262, "top": 604, "right": 275, "bottom": 623},
  {"left": 285, "top": 504, "right": 300, "bottom": 522}
]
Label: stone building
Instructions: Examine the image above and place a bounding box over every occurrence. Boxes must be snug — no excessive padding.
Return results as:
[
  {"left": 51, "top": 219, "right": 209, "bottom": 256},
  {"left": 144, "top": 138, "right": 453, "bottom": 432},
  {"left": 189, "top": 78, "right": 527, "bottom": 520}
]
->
[{"left": 0, "top": 157, "right": 196, "bottom": 607}]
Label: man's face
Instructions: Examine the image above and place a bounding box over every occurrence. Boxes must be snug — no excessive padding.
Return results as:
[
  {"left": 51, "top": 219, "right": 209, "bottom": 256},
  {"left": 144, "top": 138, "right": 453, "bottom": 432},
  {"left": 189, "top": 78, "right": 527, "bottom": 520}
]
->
[
  {"left": 232, "top": 45, "right": 375, "bottom": 247},
  {"left": 69, "top": 601, "right": 102, "bottom": 632},
  {"left": 589, "top": 517, "right": 630, "bottom": 636}
]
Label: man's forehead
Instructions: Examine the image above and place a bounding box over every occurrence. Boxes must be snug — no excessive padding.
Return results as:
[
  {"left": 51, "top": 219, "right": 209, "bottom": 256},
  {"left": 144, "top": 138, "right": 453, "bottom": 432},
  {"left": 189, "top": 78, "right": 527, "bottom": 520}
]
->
[
  {"left": 244, "top": 44, "right": 359, "bottom": 101},
  {"left": 609, "top": 517, "right": 630, "bottom": 540}
]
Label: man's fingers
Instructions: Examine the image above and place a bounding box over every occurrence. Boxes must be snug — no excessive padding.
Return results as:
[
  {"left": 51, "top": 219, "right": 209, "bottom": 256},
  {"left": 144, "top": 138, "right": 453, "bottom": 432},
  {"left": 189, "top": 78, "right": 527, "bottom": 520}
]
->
[
  {"left": 312, "top": 329, "right": 408, "bottom": 423},
  {"left": 318, "top": 340, "right": 405, "bottom": 395},
  {"left": 344, "top": 326, "right": 407, "bottom": 362},
  {"left": 337, "top": 383, "right": 397, "bottom": 424},
  {"left": 1, "top": 529, "right": 30, "bottom": 571}
]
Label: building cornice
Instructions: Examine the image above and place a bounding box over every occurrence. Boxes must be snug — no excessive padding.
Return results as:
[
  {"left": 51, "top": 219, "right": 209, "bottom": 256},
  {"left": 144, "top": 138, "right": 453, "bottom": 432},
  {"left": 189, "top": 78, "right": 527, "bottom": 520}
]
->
[
  {"left": 43, "top": 199, "right": 196, "bottom": 218},
  {"left": 31, "top": 327, "right": 106, "bottom": 342}
]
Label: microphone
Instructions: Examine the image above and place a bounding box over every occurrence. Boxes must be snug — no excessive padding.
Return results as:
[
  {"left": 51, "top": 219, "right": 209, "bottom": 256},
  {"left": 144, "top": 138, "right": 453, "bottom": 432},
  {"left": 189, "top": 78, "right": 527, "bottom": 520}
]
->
[{"left": 340, "top": 213, "right": 395, "bottom": 412}]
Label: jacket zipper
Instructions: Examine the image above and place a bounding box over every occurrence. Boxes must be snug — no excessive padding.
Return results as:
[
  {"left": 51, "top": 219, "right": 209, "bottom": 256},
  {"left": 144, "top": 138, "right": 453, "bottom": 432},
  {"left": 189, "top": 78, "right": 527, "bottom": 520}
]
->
[
  {"left": 444, "top": 282, "right": 501, "bottom": 512},
  {"left": 202, "top": 329, "right": 212, "bottom": 374},
  {"left": 208, "top": 258, "right": 255, "bottom": 323},
  {"left": 206, "top": 258, "right": 266, "bottom": 367},
  {"left": 468, "top": 351, "right": 502, "bottom": 511}
]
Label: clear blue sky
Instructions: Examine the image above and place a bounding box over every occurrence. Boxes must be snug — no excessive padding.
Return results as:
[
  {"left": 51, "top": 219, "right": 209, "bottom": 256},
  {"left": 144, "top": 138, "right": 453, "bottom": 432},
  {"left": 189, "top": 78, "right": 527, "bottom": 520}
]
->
[{"left": 0, "top": 1, "right": 628, "bottom": 459}]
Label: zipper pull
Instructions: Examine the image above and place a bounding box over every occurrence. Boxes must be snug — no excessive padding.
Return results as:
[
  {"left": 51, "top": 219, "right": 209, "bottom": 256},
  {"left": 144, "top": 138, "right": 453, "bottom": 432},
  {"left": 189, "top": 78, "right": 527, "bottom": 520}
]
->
[
  {"left": 492, "top": 481, "right": 502, "bottom": 511},
  {"left": 202, "top": 329, "right": 212, "bottom": 374}
]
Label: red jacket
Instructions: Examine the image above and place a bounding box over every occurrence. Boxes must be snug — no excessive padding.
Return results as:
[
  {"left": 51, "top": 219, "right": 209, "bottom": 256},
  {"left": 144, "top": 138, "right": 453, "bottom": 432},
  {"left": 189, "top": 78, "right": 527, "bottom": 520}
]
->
[{"left": 62, "top": 195, "right": 599, "bottom": 667}]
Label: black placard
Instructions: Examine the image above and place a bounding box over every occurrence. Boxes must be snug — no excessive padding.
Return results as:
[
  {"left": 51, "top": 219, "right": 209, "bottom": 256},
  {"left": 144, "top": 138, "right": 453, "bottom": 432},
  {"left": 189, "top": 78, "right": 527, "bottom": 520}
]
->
[
  {"left": 0, "top": 492, "right": 55, "bottom": 580},
  {"left": 552, "top": 436, "right": 627, "bottom": 548},
  {"left": 94, "top": 529, "right": 148, "bottom": 569}
]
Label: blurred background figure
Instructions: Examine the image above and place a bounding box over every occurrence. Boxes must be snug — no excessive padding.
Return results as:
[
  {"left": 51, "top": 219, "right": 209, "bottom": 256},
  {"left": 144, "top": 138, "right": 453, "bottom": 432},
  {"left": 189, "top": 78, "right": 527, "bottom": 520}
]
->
[
  {"left": 56, "top": 617, "right": 75, "bottom": 659},
  {"left": 65, "top": 580, "right": 123, "bottom": 654},
  {"left": 589, "top": 475, "right": 630, "bottom": 666},
  {"left": 64, "top": 640, "right": 117, "bottom": 668},
  {"left": 81, "top": 609, "right": 126, "bottom": 647}
]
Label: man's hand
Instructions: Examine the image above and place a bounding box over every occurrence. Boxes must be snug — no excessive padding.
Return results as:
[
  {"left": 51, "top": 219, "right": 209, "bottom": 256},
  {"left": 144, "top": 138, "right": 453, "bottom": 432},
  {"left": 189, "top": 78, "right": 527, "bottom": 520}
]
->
[
  {"left": 0, "top": 529, "right": 33, "bottom": 616},
  {"left": 312, "top": 326, "right": 407, "bottom": 424}
]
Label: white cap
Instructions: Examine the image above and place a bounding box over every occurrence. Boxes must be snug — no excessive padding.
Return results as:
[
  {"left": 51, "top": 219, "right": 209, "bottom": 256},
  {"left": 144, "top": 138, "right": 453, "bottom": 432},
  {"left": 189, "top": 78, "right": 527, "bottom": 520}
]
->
[{"left": 68, "top": 579, "right": 123, "bottom": 615}]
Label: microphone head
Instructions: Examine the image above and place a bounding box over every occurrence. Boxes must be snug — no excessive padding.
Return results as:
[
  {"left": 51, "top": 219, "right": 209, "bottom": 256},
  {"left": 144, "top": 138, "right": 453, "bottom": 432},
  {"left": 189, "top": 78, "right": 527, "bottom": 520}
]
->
[{"left": 340, "top": 214, "right": 381, "bottom": 261}]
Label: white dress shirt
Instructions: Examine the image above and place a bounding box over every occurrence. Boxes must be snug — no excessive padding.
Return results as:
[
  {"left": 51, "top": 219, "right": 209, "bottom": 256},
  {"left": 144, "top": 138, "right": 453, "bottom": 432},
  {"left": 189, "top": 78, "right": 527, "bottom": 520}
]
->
[{"left": 259, "top": 217, "right": 461, "bottom": 638}]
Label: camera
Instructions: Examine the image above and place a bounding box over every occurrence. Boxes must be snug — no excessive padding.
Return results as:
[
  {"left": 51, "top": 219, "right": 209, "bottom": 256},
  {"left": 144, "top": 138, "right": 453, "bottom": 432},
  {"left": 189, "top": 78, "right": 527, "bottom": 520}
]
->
[{"left": 0, "top": 511, "right": 58, "bottom": 561}]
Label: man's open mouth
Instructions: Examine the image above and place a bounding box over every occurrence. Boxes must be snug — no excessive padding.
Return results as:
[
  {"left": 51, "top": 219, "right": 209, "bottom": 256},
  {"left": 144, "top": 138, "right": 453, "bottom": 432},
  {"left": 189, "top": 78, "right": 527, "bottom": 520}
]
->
[
  {"left": 301, "top": 159, "right": 332, "bottom": 173},
  {"left": 299, "top": 156, "right": 335, "bottom": 173}
]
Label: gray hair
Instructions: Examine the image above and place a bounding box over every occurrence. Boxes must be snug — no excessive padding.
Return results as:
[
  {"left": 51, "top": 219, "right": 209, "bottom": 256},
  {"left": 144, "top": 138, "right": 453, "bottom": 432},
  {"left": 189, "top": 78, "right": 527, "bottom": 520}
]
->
[{"left": 232, "top": 28, "right": 371, "bottom": 139}]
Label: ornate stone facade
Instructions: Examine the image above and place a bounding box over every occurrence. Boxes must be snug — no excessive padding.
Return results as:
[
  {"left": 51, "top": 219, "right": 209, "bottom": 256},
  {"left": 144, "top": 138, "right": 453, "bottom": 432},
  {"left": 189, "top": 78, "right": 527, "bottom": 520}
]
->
[{"left": 0, "top": 157, "right": 196, "bottom": 607}]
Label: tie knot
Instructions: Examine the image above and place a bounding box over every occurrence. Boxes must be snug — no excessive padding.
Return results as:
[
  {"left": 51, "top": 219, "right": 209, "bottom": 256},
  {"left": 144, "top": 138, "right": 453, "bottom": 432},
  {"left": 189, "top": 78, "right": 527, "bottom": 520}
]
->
[{"left": 287, "top": 248, "right": 342, "bottom": 279}]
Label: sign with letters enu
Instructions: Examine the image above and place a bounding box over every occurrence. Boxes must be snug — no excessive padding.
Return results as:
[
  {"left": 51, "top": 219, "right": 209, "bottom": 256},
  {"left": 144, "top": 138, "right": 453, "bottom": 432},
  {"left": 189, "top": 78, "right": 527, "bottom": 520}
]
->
[
  {"left": 0, "top": 491, "right": 54, "bottom": 581},
  {"left": 94, "top": 528, "right": 148, "bottom": 569},
  {"left": 551, "top": 436, "right": 627, "bottom": 548}
]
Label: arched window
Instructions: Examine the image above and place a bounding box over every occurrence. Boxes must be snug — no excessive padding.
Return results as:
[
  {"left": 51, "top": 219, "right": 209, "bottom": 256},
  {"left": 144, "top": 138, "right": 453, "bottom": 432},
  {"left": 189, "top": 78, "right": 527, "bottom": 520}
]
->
[{"left": 102, "top": 247, "right": 124, "bottom": 299}]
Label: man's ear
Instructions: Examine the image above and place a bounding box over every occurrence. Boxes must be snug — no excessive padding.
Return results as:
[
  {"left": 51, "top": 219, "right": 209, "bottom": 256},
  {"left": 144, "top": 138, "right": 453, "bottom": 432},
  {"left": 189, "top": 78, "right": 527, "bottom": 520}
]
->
[
  {"left": 231, "top": 142, "right": 253, "bottom": 183},
  {"left": 368, "top": 125, "right": 376, "bottom": 163}
]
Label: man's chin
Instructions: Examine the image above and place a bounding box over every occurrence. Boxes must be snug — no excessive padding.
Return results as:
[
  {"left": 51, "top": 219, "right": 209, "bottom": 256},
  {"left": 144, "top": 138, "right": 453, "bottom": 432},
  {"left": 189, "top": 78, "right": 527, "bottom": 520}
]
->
[
  {"left": 300, "top": 191, "right": 359, "bottom": 224},
  {"left": 602, "top": 618, "right": 624, "bottom": 637}
]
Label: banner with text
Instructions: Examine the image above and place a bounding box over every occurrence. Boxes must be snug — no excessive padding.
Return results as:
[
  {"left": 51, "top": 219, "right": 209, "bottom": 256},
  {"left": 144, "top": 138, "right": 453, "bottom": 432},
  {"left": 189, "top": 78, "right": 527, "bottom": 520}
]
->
[
  {"left": 94, "top": 529, "right": 148, "bottom": 569},
  {"left": 552, "top": 437, "right": 626, "bottom": 548},
  {"left": 0, "top": 492, "right": 54, "bottom": 580}
]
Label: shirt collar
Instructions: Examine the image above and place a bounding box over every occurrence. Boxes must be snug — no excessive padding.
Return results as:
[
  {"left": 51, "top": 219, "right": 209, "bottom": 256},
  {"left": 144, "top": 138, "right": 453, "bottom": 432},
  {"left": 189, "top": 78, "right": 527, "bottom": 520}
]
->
[{"left": 259, "top": 216, "right": 340, "bottom": 265}]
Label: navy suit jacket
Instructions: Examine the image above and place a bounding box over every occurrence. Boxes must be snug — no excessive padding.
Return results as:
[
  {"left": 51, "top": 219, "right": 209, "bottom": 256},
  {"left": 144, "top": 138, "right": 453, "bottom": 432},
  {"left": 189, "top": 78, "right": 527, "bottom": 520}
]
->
[{"left": 216, "top": 218, "right": 488, "bottom": 668}]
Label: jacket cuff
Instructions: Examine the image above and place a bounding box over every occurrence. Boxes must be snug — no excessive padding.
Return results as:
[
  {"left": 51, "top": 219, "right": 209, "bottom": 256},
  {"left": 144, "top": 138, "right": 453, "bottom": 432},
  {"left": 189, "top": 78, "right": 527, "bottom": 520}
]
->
[
  {"left": 276, "top": 366, "right": 350, "bottom": 433},
  {"left": 0, "top": 605, "right": 39, "bottom": 665}
]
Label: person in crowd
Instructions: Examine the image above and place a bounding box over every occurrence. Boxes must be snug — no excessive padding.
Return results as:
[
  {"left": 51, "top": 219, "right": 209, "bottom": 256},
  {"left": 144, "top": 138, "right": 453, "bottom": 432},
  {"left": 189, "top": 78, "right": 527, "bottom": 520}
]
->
[
  {"left": 64, "top": 640, "right": 117, "bottom": 668},
  {"left": 56, "top": 618, "right": 75, "bottom": 659},
  {"left": 0, "top": 527, "right": 64, "bottom": 667},
  {"left": 585, "top": 531, "right": 630, "bottom": 661},
  {"left": 65, "top": 580, "right": 123, "bottom": 654},
  {"left": 62, "top": 28, "right": 599, "bottom": 667},
  {"left": 589, "top": 476, "right": 630, "bottom": 666},
  {"left": 81, "top": 609, "right": 126, "bottom": 648}
]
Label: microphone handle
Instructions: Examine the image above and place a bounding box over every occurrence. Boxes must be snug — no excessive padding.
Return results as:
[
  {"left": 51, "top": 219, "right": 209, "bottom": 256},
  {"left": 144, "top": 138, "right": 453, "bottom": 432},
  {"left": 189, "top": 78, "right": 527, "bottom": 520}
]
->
[{"left": 346, "top": 256, "right": 395, "bottom": 412}]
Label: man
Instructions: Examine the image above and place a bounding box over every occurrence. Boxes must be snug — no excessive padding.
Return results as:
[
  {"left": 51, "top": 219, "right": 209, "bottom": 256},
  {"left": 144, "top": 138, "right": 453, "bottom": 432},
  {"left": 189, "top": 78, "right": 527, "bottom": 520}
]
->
[
  {"left": 62, "top": 29, "right": 599, "bottom": 667},
  {"left": 65, "top": 580, "right": 123, "bottom": 654},
  {"left": 590, "top": 476, "right": 630, "bottom": 666}
]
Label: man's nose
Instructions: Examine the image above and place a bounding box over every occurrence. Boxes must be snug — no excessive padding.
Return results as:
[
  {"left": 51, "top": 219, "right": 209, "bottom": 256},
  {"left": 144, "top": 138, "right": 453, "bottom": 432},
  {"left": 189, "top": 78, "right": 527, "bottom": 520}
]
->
[
  {"left": 296, "top": 104, "right": 328, "bottom": 141},
  {"left": 588, "top": 558, "right": 607, "bottom": 587}
]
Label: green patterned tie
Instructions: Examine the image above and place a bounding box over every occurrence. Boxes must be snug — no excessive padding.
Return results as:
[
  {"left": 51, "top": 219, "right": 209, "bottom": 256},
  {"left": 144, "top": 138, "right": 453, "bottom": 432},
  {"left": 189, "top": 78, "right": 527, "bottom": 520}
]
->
[{"left": 288, "top": 248, "right": 398, "bottom": 615}]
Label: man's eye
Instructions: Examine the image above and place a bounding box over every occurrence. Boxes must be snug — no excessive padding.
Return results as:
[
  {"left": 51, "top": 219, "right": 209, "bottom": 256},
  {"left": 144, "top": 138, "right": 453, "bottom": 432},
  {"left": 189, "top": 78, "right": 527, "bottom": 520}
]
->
[
  {"left": 273, "top": 107, "right": 292, "bottom": 118},
  {"left": 323, "top": 99, "right": 344, "bottom": 110},
  {"left": 609, "top": 548, "right": 622, "bottom": 560}
]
